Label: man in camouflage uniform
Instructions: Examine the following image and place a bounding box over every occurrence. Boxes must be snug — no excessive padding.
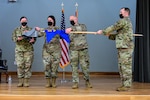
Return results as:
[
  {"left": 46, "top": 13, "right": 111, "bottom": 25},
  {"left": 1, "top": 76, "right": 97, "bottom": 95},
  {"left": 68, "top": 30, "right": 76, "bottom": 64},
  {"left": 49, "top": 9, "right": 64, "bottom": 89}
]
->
[
  {"left": 12, "top": 16, "right": 36, "bottom": 87},
  {"left": 97, "top": 7, "right": 134, "bottom": 91},
  {"left": 37, "top": 15, "right": 61, "bottom": 88},
  {"left": 66, "top": 16, "right": 92, "bottom": 89}
]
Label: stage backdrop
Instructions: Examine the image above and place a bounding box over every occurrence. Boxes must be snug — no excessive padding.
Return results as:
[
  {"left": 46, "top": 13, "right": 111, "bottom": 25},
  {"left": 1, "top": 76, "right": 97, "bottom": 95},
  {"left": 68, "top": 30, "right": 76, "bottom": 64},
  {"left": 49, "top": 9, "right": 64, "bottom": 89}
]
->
[
  {"left": 0, "top": 0, "right": 136, "bottom": 72},
  {"left": 134, "top": 0, "right": 150, "bottom": 82}
]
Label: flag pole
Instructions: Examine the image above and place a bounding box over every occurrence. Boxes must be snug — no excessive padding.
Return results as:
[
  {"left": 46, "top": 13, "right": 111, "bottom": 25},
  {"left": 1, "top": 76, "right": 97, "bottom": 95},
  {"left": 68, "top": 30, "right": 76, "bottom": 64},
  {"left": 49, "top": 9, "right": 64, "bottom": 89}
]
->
[
  {"left": 60, "top": 2, "right": 70, "bottom": 83},
  {"left": 61, "top": 68, "right": 67, "bottom": 83},
  {"left": 75, "top": 2, "right": 80, "bottom": 73},
  {"left": 70, "top": 31, "right": 143, "bottom": 36}
]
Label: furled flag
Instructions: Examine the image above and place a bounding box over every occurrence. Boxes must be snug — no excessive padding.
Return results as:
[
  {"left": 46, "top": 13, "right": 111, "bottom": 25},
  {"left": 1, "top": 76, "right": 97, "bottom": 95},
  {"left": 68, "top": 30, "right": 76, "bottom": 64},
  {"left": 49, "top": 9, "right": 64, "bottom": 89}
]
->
[
  {"left": 75, "top": 3, "right": 78, "bottom": 18},
  {"left": 59, "top": 7, "right": 70, "bottom": 68}
]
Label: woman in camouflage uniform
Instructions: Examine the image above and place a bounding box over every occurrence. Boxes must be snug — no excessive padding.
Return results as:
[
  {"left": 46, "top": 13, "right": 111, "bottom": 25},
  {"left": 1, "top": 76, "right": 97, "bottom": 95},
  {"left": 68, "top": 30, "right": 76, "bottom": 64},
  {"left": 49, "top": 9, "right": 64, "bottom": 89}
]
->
[
  {"left": 38, "top": 15, "right": 61, "bottom": 88},
  {"left": 12, "top": 16, "right": 36, "bottom": 87}
]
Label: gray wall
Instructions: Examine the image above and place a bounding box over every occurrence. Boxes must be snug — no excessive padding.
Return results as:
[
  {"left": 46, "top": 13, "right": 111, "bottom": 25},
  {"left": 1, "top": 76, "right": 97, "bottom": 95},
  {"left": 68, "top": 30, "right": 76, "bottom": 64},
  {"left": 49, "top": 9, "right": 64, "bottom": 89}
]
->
[{"left": 0, "top": 0, "right": 136, "bottom": 72}]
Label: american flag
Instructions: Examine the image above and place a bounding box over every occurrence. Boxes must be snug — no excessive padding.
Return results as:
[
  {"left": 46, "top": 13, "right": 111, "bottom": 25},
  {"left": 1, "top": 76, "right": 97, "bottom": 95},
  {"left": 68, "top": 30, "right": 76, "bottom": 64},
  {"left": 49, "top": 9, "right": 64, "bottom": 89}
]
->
[{"left": 59, "top": 8, "right": 70, "bottom": 68}]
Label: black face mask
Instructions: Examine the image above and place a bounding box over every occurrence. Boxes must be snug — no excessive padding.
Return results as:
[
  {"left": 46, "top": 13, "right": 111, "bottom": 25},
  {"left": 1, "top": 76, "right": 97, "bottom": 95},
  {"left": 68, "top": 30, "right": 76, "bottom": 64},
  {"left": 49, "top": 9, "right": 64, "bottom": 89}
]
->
[
  {"left": 21, "top": 22, "right": 27, "bottom": 26},
  {"left": 119, "top": 14, "right": 124, "bottom": 19},
  {"left": 48, "top": 22, "right": 53, "bottom": 26},
  {"left": 70, "top": 20, "right": 75, "bottom": 26}
]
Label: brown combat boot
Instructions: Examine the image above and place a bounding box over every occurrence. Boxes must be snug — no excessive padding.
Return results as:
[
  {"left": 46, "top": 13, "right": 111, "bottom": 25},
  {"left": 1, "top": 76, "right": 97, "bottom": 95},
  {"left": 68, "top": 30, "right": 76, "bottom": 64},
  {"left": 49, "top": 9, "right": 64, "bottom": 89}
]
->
[
  {"left": 52, "top": 77, "right": 57, "bottom": 88},
  {"left": 17, "top": 78, "right": 23, "bottom": 87},
  {"left": 45, "top": 78, "right": 51, "bottom": 88},
  {"left": 24, "top": 78, "right": 29, "bottom": 87},
  {"left": 116, "top": 86, "right": 130, "bottom": 91},
  {"left": 72, "top": 82, "right": 78, "bottom": 89},
  {"left": 85, "top": 80, "right": 92, "bottom": 88}
]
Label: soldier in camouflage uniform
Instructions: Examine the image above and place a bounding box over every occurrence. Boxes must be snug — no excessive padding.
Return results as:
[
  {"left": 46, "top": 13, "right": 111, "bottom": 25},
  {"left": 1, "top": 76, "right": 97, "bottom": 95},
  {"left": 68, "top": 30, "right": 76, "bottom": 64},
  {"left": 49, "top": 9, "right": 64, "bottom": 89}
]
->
[
  {"left": 97, "top": 7, "right": 134, "bottom": 91},
  {"left": 12, "top": 16, "right": 36, "bottom": 87},
  {"left": 66, "top": 16, "right": 92, "bottom": 89},
  {"left": 37, "top": 15, "right": 61, "bottom": 88}
]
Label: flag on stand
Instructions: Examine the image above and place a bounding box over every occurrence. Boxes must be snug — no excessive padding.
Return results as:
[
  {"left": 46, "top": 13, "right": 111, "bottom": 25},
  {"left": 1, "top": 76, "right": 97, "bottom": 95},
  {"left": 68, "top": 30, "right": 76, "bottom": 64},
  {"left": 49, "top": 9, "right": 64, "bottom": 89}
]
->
[{"left": 59, "top": 8, "right": 70, "bottom": 68}]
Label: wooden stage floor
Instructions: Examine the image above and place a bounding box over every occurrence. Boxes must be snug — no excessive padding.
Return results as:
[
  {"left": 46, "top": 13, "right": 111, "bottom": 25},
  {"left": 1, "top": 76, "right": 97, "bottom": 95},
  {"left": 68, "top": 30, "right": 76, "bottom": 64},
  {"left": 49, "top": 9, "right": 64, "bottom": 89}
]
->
[{"left": 0, "top": 74, "right": 150, "bottom": 100}]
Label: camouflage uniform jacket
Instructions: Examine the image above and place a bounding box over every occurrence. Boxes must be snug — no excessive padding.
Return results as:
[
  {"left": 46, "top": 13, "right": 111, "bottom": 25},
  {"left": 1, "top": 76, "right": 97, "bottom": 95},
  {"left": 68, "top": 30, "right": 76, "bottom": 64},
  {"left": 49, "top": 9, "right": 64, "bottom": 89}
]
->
[
  {"left": 102, "top": 17, "right": 134, "bottom": 49},
  {"left": 12, "top": 26, "right": 35, "bottom": 51},
  {"left": 38, "top": 26, "right": 61, "bottom": 53},
  {"left": 70, "top": 23, "right": 88, "bottom": 50}
]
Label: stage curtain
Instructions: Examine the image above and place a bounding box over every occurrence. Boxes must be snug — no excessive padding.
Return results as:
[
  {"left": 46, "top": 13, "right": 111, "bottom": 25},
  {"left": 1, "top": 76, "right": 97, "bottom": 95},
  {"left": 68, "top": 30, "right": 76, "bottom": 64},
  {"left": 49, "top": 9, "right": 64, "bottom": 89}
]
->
[{"left": 134, "top": 0, "right": 150, "bottom": 82}]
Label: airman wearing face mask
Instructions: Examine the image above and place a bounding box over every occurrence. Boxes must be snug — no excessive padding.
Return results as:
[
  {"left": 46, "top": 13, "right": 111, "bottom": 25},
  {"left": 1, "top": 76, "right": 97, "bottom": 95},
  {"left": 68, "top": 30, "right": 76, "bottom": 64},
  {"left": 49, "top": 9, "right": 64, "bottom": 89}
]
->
[
  {"left": 66, "top": 16, "right": 92, "bottom": 89},
  {"left": 97, "top": 7, "right": 134, "bottom": 91},
  {"left": 37, "top": 15, "right": 61, "bottom": 88},
  {"left": 12, "top": 16, "right": 36, "bottom": 87}
]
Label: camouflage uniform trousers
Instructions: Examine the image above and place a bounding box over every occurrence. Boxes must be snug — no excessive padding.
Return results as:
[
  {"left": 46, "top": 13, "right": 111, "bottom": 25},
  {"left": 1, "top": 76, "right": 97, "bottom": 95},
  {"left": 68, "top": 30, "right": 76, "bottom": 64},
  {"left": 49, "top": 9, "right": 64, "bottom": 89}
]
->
[
  {"left": 15, "top": 50, "right": 34, "bottom": 79},
  {"left": 42, "top": 49, "right": 61, "bottom": 78},
  {"left": 117, "top": 48, "right": 134, "bottom": 87},
  {"left": 70, "top": 49, "right": 90, "bottom": 83}
]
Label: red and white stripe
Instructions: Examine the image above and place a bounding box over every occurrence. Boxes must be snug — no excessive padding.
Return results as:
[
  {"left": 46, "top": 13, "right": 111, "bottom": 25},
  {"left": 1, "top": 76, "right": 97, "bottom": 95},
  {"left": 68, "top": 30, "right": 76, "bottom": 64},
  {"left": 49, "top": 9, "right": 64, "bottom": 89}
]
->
[{"left": 60, "top": 39, "right": 70, "bottom": 68}]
